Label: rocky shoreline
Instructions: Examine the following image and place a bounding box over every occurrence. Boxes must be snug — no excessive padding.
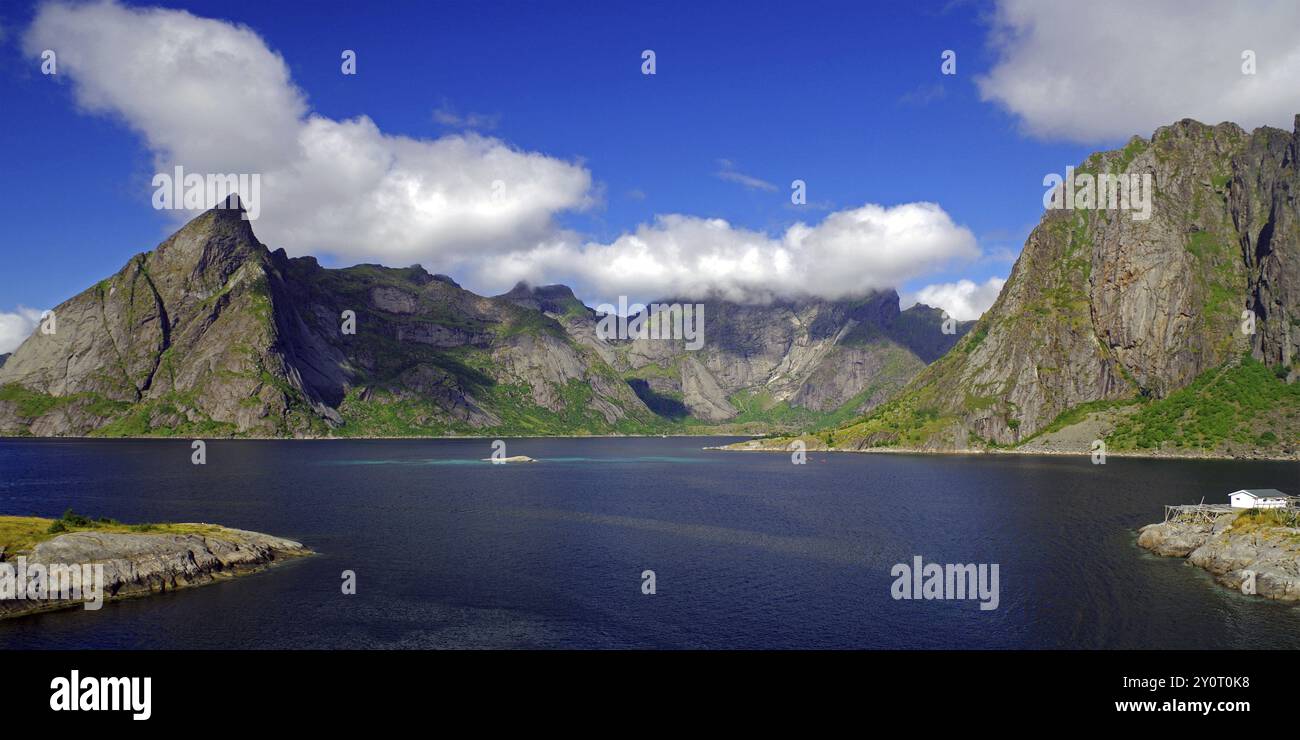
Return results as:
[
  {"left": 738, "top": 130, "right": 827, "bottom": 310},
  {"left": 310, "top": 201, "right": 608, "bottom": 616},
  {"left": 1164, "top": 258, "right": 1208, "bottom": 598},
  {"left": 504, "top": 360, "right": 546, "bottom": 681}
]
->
[
  {"left": 1137, "top": 514, "right": 1300, "bottom": 600},
  {"left": 0, "top": 526, "right": 311, "bottom": 619}
]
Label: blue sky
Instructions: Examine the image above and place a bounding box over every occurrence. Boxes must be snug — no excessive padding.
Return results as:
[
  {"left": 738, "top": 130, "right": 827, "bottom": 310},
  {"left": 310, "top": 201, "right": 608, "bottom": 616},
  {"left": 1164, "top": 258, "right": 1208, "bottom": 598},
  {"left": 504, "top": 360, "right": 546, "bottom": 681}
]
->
[{"left": 2, "top": 0, "right": 1298, "bottom": 350}]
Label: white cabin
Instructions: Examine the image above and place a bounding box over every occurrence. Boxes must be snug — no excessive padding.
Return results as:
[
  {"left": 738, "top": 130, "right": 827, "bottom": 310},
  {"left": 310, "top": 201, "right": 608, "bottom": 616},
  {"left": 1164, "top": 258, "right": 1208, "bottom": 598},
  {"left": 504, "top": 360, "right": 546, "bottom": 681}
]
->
[{"left": 1228, "top": 489, "right": 1289, "bottom": 509}]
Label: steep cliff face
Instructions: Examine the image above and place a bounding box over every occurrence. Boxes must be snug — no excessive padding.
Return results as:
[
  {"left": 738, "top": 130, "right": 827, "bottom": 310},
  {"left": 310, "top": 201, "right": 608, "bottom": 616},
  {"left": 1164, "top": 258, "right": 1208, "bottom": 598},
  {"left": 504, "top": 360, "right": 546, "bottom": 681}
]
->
[
  {"left": 826, "top": 117, "right": 1300, "bottom": 453},
  {"left": 487, "top": 283, "right": 968, "bottom": 431},
  {"left": 0, "top": 202, "right": 341, "bottom": 437},
  {"left": 592, "top": 292, "right": 968, "bottom": 425},
  {"left": 0, "top": 205, "right": 966, "bottom": 437}
]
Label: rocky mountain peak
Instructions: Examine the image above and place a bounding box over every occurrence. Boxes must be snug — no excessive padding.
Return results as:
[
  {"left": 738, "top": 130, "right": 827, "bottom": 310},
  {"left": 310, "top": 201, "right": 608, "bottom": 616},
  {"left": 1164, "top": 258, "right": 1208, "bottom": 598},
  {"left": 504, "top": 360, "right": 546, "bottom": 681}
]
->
[
  {"left": 498, "top": 281, "right": 584, "bottom": 315},
  {"left": 501, "top": 281, "right": 577, "bottom": 299},
  {"left": 814, "top": 115, "right": 1300, "bottom": 454},
  {"left": 0, "top": 196, "right": 966, "bottom": 438},
  {"left": 152, "top": 200, "right": 265, "bottom": 290}
]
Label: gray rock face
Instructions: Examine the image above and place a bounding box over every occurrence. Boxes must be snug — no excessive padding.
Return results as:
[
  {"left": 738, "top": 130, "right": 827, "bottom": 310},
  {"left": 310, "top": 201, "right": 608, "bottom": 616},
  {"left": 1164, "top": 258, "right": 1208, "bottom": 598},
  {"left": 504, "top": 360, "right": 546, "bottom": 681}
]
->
[
  {"left": 1138, "top": 514, "right": 1300, "bottom": 600},
  {"left": 582, "top": 291, "right": 970, "bottom": 423},
  {"left": 825, "top": 116, "right": 1300, "bottom": 450},
  {"left": 1137, "top": 517, "right": 1224, "bottom": 557},
  {"left": 979, "top": 121, "right": 1297, "bottom": 439},
  {"left": 0, "top": 527, "right": 309, "bottom": 618},
  {"left": 0, "top": 210, "right": 967, "bottom": 436},
  {"left": 0, "top": 204, "right": 347, "bottom": 436}
]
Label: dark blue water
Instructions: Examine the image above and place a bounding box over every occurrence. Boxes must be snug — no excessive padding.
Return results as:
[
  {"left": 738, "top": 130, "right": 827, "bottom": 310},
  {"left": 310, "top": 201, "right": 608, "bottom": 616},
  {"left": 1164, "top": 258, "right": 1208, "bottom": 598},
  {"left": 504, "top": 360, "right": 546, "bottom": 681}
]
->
[{"left": 1, "top": 437, "right": 1297, "bottom": 649}]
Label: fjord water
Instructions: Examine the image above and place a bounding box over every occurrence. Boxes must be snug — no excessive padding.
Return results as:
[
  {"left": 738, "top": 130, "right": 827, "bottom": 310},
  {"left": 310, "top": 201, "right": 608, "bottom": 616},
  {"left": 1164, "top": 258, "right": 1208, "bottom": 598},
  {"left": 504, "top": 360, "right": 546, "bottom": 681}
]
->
[{"left": 1, "top": 437, "right": 1297, "bottom": 649}]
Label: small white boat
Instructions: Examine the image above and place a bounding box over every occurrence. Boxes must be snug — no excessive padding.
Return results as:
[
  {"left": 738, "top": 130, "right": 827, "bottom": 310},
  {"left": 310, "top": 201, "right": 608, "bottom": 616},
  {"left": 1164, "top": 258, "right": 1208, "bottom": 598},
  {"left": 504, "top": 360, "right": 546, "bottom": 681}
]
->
[{"left": 481, "top": 455, "right": 537, "bottom": 464}]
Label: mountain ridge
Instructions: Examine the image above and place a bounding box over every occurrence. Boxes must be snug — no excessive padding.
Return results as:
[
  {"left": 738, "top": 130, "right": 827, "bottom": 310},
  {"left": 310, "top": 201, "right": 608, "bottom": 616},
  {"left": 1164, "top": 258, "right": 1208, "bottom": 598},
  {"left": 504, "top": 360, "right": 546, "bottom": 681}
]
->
[
  {"left": 0, "top": 206, "right": 968, "bottom": 438},
  {"left": 738, "top": 116, "right": 1299, "bottom": 458}
]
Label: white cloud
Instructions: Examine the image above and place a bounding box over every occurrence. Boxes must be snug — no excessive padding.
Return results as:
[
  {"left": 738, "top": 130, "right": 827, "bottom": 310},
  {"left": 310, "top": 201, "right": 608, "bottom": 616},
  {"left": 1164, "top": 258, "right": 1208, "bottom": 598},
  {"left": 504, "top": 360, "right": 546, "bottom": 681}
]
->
[
  {"left": 0, "top": 307, "right": 44, "bottom": 354},
  {"left": 432, "top": 101, "right": 500, "bottom": 131},
  {"left": 977, "top": 0, "right": 1300, "bottom": 142},
  {"left": 467, "top": 203, "right": 980, "bottom": 303},
  {"left": 910, "top": 278, "right": 1006, "bottom": 321},
  {"left": 715, "top": 159, "right": 777, "bottom": 192},
  {"left": 25, "top": 0, "right": 593, "bottom": 264},
  {"left": 28, "top": 1, "right": 306, "bottom": 175},
  {"left": 25, "top": 1, "right": 983, "bottom": 305}
]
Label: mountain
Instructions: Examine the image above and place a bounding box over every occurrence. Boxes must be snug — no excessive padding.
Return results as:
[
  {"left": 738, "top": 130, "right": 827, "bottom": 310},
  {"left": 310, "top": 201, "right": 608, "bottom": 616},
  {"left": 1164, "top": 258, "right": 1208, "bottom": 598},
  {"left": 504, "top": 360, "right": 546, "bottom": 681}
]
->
[
  {"left": 554, "top": 289, "right": 970, "bottom": 431},
  {"left": 0, "top": 200, "right": 968, "bottom": 438},
  {"left": 808, "top": 117, "right": 1300, "bottom": 457}
]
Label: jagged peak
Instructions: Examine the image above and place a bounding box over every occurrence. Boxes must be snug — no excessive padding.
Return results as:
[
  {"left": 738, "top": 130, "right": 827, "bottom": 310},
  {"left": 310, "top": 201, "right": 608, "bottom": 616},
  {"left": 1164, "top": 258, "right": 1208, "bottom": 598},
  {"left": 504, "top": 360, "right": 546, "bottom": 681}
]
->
[
  {"left": 146, "top": 196, "right": 267, "bottom": 288},
  {"left": 392, "top": 264, "right": 435, "bottom": 286},
  {"left": 497, "top": 281, "right": 587, "bottom": 317},
  {"left": 216, "top": 192, "right": 247, "bottom": 214},
  {"left": 901, "top": 301, "right": 945, "bottom": 315},
  {"left": 1147, "top": 116, "right": 1294, "bottom": 145},
  {"left": 169, "top": 195, "right": 258, "bottom": 242},
  {"left": 648, "top": 287, "right": 899, "bottom": 311},
  {"left": 500, "top": 281, "right": 577, "bottom": 300}
]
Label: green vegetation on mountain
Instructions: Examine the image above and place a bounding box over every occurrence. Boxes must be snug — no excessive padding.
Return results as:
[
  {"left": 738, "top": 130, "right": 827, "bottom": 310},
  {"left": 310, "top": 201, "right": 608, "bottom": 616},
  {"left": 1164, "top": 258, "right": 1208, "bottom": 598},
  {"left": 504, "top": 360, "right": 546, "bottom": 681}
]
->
[
  {"left": 1105, "top": 356, "right": 1299, "bottom": 452},
  {"left": 0, "top": 200, "right": 965, "bottom": 439},
  {"left": 752, "top": 116, "right": 1299, "bottom": 458},
  {"left": 7, "top": 116, "right": 1295, "bottom": 455}
]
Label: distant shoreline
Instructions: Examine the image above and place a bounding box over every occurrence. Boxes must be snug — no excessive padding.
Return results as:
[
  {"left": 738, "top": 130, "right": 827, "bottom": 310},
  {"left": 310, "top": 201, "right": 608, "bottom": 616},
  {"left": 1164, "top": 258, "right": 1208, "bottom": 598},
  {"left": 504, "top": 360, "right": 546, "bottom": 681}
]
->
[
  {"left": 705, "top": 443, "right": 1300, "bottom": 463},
  {"left": 0, "top": 432, "right": 748, "bottom": 441},
  {"left": 0, "top": 431, "right": 1295, "bottom": 461}
]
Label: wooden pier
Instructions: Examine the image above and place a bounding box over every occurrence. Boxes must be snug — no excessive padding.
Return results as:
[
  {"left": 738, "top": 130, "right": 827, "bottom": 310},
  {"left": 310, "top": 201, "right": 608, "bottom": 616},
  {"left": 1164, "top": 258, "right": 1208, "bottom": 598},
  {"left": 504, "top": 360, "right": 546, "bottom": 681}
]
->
[
  {"left": 1163, "top": 499, "right": 1300, "bottom": 524},
  {"left": 1162, "top": 503, "right": 1236, "bottom": 524}
]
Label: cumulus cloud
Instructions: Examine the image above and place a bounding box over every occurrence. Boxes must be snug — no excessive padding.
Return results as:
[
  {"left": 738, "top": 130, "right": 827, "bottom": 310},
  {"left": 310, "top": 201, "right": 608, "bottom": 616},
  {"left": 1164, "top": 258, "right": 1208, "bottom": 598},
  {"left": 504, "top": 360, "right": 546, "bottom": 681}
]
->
[
  {"left": 25, "top": 0, "right": 984, "bottom": 305},
  {"left": 466, "top": 203, "right": 979, "bottom": 302},
  {"left": 25, "top": 0, "right": 593, "bottom": 264},
  {"left": 911, "top": 278, "right": 1006, "bottom": 321},
  {"left": 0, "top": 307, "right": 44, "bottom": 354},
  {"left": 978, "top": 0, "right": 1300, "bottom": 142}
]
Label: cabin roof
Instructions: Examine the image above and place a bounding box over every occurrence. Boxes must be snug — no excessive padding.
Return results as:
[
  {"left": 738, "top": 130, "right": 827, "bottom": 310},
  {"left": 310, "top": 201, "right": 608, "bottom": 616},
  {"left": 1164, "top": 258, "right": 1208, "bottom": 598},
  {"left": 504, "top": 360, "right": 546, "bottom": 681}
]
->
[{"left": 1232, "top": 489, "right": 1287, "bottom": 498}]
